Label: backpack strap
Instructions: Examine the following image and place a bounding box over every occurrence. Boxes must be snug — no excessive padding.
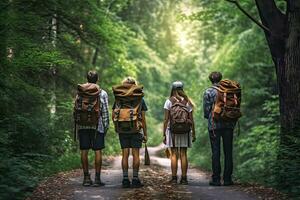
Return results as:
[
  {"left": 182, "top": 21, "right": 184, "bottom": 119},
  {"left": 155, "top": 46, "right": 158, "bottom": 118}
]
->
[
  {"left": 170, "top": 96, "right": 188, "bottom": 106},
  {"left": 169, "top": 96, "right": 177, "bottom": 105},
  {"left": 211, "top": 85, "right": 223, "bottom": 92}
]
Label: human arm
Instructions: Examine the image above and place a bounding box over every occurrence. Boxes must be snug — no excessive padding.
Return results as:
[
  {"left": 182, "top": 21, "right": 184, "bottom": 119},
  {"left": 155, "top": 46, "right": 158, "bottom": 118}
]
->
[
  {"left": 163, "top": 109, "right": 170, "bottom": 144},
  {"left": 142, "top": 111, "right": 147, "bottom": 143},
  {"left": 101, "top": 91, "right": 109, "bottom": 133},
  {"left": 203, "top": 89, "right": 214, "bottom": 119},
  {"left": 189, "top": 111, "right": 196, "bottom": 142}
]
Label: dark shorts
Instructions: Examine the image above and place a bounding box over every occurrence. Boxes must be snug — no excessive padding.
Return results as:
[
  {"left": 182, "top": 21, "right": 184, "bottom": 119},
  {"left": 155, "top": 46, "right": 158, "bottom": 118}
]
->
[
  {"left": 78, "top": 129, "right": 105, "bottom": 150},
  {"left": 119, "top": 133, "right": 143, "bottom": 149}
]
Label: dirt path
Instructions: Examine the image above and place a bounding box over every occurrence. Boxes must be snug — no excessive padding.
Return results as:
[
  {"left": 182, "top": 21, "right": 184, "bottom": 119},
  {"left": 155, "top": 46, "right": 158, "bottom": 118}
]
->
[
  {"left": 29, "top": 144, "right": 286, "bottom": 200},
  {"left": 140, "top": 144, "right": 257, "bottom": 200}
]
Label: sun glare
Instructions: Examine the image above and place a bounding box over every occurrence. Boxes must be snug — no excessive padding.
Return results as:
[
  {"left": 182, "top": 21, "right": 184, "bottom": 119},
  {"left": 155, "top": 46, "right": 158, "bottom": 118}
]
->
[
  {"left": 178, "top": 30, "right": 188, "bottom": 48},
  {"left": 175, "top": 3, "right": 195, "bottom": 50},
  {"left": 176, "top": 23, "right": 190, "bottom": 49}
]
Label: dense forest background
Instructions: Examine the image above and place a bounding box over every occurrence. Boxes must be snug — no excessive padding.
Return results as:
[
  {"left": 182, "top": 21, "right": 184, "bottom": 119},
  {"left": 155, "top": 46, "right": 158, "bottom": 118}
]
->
[{"left": 0, "top": 0, "right": 298, "bottom": 199}]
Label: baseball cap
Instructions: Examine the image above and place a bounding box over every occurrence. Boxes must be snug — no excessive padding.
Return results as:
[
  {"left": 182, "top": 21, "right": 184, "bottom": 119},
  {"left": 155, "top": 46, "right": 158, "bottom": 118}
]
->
[{"left": 172, "top": 81, "right": 184, "bottom": 89}]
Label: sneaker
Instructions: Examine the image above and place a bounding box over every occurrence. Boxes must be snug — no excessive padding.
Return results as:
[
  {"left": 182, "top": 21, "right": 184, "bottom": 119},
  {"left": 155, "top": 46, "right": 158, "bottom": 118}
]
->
[
  {"left": 168, "top": 176, "right": 178, "bottom": 184},
  {"left": 82, "top": 174, "right": 93, "bottom": 186},
  {"left": 131, "top": 178, "right": 144, "bottom": 188},
  {"left": 122, "top": 179, "right": 131, "bottom": 188},
  {"left": 209, "top": 180, "right": 221, "bottom": 186},
  {"left": 180, "top": 176, "right": 188, "bottom": 185},
  {"left": 93, "top": 177, "right": 105, "bottom": 187},
  {"left": 223, "top": 180, "right": 234, "bottom": 186}
]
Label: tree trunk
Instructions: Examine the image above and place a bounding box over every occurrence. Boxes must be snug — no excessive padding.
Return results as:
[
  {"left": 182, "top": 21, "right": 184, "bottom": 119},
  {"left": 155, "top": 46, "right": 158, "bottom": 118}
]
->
[
  {"left": 50, "top": 14, "right": 57, "bottom": 116},
  {"left": 281, "top": 1, "right": 300, "bottom": 132},
  {"left": 277, "top": 2, "right": 300, "bottom": 191},
  {"left": 92, "top": 47, "right": 99, "bottom": 66}
]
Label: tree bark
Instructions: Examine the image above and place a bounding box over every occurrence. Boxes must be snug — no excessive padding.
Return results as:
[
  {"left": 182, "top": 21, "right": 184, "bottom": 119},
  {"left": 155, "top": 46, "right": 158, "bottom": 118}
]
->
[
  {"left": 92, "top": 47, "right": 99, "bottom": 66},
  {"left": 50, "top": 13, "right": 58, "bottom": 116},
  {"left": 282, "top": 0, "right": 300, "bottom": 131},
  {"left": 278, "top": 1, "right": 300, "bottom": 191}
]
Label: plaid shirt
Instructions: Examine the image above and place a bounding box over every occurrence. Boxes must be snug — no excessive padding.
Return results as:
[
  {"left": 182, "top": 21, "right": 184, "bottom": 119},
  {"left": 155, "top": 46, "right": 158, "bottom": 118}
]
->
[
  {"left": 78, "top": 89, "right": 110, "bottom": 134},
  {"left": 203, "top": 84, "right": 235, "bottom": 131}
]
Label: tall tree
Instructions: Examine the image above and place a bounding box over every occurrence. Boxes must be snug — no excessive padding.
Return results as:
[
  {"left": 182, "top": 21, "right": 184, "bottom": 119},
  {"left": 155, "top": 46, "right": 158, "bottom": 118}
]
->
[{"left": 225, "top": 0, "right": 300, "bottom": 191}]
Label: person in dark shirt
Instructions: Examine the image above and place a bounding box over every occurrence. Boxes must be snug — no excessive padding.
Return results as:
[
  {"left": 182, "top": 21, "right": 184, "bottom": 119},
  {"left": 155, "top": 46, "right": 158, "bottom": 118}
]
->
[{"left": 112, "top": 77, "right": 148, "bottom": 188}]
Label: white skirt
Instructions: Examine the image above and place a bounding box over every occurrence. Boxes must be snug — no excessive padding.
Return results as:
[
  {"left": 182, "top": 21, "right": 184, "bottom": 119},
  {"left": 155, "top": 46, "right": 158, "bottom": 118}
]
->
[{"left": 165, "top": 126, "right": 192, "bottom": 148}]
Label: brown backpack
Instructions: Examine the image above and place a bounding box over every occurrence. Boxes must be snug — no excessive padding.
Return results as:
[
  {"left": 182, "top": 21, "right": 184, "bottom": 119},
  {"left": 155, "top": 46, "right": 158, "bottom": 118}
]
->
[
  {"left": 212, "top": 79, "right": 242, "bottom": 121},
  {"left": 112, "top": 84, "right": 144, "bottom": 134},
  {"left": 73, "top": 83, "right": 101, "bottom": 127},
  {"left": 169, "top": 97, "right": 192, "bottom": 134}
]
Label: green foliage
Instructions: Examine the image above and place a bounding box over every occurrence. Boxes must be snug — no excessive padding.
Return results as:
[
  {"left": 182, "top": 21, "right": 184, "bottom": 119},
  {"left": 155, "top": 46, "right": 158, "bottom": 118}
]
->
[{"left": 235, "top": 97, "right": 280, "bottom": 186}]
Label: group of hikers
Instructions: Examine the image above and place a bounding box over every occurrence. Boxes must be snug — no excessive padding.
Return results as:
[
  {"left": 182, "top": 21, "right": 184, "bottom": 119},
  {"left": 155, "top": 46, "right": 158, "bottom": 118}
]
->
[{"left": 73, "top": 70, "right": 242, "bottom": 188}]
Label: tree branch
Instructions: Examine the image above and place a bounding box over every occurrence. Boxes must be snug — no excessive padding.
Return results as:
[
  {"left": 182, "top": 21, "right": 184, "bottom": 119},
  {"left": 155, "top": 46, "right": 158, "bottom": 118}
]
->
[
  {"left": 225, "top": 0, "right": 271, "bottom": 33},
  {"left": 255, "top": 0, "right": 287, "bottom": 33},
  {"left": 254, "top": 0, "right": 287, "bottom": 62}
]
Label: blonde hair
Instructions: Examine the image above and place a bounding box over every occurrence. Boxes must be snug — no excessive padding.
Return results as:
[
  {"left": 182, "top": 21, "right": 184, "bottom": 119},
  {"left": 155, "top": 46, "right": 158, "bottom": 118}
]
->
[{"left": 122, "top": 76, "right": 137, "bottom": 85}]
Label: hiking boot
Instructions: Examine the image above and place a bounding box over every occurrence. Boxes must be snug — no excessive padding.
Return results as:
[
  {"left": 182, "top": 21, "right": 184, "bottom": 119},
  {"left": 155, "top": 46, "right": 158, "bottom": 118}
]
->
[
  {"left": 122, "top": 179, "right": 131, "bottom": 188},
  {"left": 168, "top": 176, "right": 178, "bottom": 184},
  {"left": 82, "top": 174, "right": 93, "bottom": 186},
  {"left": 209, "top": 179, "right": 221, "bottom": 186},
  {"left": 223, "top": 180, "right": 234, "bottom": 186},
  {"left": 131, "top": 178, "right": 144, "bottom": 188},
  {"left": 93, "top": 177, "right": 105, "bottom": 187},
  {"left": 180, "top": 176, "right": 188, "bottom": 185}
]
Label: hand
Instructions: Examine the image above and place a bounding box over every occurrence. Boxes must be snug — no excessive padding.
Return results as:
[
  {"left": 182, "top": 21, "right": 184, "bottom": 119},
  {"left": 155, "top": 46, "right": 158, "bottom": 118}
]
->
[
  {"left": 163, "top": 135, "right": 166, "bottom": 144},
  {"left": 143, "top": 135, "right": 148, "bottom": 143},
  {"left": 192, "top": 135, "right": 196, "bottom": 142}
]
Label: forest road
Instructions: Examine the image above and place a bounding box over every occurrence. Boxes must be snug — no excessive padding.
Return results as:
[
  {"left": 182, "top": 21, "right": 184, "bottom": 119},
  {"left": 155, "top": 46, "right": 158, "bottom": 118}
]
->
[{"left": 68, "top": 144, "right": 258, "bottom": 200}]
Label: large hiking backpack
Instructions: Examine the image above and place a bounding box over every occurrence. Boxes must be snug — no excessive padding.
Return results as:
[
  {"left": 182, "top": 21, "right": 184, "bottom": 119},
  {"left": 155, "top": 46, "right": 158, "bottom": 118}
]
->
[
  {"left": 212, "top": 79, "right": 242, "bottom": 122},
  {"left": 169, "top": 97, "right": 192, "bottom": 134},
  {"left": 73, "top": 83, "right": 101, "bottom": 127},
  {"left": 112, "top": 84, "right": 144, "bottom": 134}
]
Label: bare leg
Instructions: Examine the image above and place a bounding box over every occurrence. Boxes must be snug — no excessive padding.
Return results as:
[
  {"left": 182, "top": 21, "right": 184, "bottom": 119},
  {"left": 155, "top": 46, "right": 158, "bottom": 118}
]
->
[
  {"left": 81, "top": 150, "right": 89, "bottom": 174},
  {"left": 81, "top": 150, "right": 92, "bottom": 186},
  {"left": 122, "top": 148, "right": 130, "bottom": 175},
  {"left": 180, "top": 148, "right": 188, "bottom": 177},
  {"left": 170, "top": 148, "right": 178, "bottom": 177},
  {"left": 121, "top": 148, "right": 130, "bottom": 187},
  {"left": 132, "top": 148, "right": 140, "bottom": 171},
  {"left": 132, "top": 148, "right": 141, "bottom": 182},
  {"left": 94, "top": 150, "right": 102, "bottom": 174}
]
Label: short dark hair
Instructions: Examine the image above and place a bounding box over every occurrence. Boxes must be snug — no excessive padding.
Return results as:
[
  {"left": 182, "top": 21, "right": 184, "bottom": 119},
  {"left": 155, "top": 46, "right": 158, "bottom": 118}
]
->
[
  {"left": 87, "top": 71, "right": 98, "bottom": 83},
  {"left": 209, "top": 71, "right": 222, "bottom": 84}
]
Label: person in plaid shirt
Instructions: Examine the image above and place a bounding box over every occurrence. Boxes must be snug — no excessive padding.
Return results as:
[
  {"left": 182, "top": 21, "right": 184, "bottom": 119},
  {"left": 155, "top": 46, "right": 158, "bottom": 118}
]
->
[
  {"left": 203, "top": 71, "right": 236, "bottom": 187},
  {"left": 77, "top": 71, "right": 109, "bottom": 187}
]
